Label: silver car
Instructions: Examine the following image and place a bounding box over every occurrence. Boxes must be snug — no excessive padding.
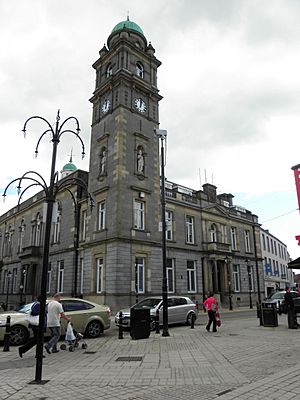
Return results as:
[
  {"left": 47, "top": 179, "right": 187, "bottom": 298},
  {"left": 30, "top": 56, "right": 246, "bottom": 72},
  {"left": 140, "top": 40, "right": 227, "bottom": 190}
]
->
[
  {"left": 264, "top": 290, "right": 300, "bottom": 310},
  {"left": 115, "top": 296, "right": 198, "bottom": 329}
]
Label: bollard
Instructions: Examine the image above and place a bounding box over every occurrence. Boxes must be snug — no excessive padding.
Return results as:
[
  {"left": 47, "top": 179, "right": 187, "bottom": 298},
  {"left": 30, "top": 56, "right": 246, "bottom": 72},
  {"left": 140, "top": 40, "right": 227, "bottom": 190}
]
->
[
  {"left": 190, "top": 313, "right": 195, "bottom": 329},
  {"left": 3, "top": 316, "right": 11, "bottom": 352},
  {"left": 155, "top": 309, "right": 160, "bottom": 334},
  {"left": 118, "top": 311, "right": 123, "bottom": 339}
]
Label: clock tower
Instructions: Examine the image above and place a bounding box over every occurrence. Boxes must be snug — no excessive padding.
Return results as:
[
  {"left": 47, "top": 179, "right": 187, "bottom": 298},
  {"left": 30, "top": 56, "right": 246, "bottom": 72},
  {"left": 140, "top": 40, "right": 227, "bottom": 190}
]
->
[{"left": 87, "top": 18, "right": 163, "bottom": 308}]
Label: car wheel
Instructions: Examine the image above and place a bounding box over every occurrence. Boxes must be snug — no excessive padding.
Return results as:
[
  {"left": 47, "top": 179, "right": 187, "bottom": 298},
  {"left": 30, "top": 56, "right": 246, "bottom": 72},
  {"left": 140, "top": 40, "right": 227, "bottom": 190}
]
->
[
  {"left": 9, "top": 325, "right": 29, "bottom": 346},
  {"left": 85, "top": 320, "right": 103, "bottom": 338},
  {"left": 186, "top": 312, "right": 196, "bottom": 326}
]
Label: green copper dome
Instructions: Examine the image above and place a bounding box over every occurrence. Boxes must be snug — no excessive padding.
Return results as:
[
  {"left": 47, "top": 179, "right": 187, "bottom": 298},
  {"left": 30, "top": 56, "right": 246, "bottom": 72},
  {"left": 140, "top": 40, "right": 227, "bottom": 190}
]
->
[
  {"left": 63, "top": 162, "right": 77, "bottom": 171},
  {"left": 111, "top": 18, "right": 144, "bottom": 36}
]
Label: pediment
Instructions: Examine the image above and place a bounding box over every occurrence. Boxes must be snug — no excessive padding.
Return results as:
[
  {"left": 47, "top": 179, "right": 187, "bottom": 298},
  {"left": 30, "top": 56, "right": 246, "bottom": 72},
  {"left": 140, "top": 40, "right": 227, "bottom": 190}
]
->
[{"left": 202, "top": 204, "right": 229, "bottom": 218}]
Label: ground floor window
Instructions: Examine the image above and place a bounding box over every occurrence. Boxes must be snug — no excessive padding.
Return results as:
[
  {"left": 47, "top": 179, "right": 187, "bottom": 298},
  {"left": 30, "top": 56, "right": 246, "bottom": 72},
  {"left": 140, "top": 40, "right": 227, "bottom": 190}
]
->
[
  {"left": 135, "top": 257, "right": 145, "bottom": 294},
  {"left": 96, "top": 258, "right": 103, "bottom": 293},
  {"left": 57, "top": 261, "right": 64, "bottom": 293},
  {"left": 232, "top": 264, "right": 240, "bottom": 292},
  {"left": 187, "top": 260, "right": 196, "bottom": 293},
  {"left": 166, "top": 258, "right": 175, "bottom": 293}
]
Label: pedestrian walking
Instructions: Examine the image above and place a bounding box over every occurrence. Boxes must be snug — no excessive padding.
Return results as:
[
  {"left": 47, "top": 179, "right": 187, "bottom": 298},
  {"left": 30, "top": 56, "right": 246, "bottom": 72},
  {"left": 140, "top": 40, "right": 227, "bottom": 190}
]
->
[
  {"left": 44, "top": 293, "right": 71, "bottom": 354},
  {"left": 18, "top": 296, "right": 45, "bottom": 358},
  {"left": 203, "top": 292, "right": 218, "bottom": 332},
  {"left": 284, "top": 287, "right": 298, "bottom": 329}
]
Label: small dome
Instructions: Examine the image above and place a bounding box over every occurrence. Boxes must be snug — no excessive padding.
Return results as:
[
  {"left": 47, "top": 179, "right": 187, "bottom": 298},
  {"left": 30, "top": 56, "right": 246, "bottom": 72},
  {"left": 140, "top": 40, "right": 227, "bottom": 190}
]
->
[
  {"left": 63, "top": 162, "right": 77, "bottom": 172},
  {"left": 111, "top": 18, "right": 144, "bottom": 36}
]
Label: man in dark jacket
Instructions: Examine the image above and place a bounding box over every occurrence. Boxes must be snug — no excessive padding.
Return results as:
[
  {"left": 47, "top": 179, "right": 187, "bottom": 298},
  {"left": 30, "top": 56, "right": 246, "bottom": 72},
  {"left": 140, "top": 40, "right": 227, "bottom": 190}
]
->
[{"left": 284, "top": 287, "right": 297, "bottom": 329}]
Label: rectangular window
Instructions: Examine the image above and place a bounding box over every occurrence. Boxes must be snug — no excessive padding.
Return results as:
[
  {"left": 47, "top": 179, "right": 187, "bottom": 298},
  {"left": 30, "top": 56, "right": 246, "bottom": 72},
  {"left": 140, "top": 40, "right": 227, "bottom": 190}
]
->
[
  {"left": 47, "top": 263, "right": 52, "bottom": 294},
  {"left": 166, "top": 258, "right": 175, "bottom": 293},
  {"left": 221, "top": 224, "right": 227, "bottom": 243},
  {"left": 96, "top": 258, "right": 103, "bottom": 293},
  {"left": 274, "top": 242, "right": 277, "bottom": 256},
  {"left": 187, "top": 260, "right": 196, "bottom": 293},
  {"left": 81, "top": 210, "right": 87, "bottom": 241},
  {"left": 57, "top": 261, "right": 64, "bottom": 293},
  {"left": 12, "top": 268, "right": 17, "bottom": 293},
  {"left": 134, "top": 200, "right": 145, "bottom": 230},
  {"left": 232, "top": 264, "right": 240, "bottom": 292},
  {"left": 262, "top": 234, "right": 266, "bottom": 251},
  {"left": 231, "top": 227, "right": 237, "bottom": 250},
  {"left": 269, "top": 258, "right": 272, "bottom": 274},
  {"left": 80, "top": 258, "right": 84, "bottom": 295},
  {"left": 166, "top": 211, "right": 173, "bottom": 241},
  {"left": 247, "top": 265, "right": 254, "bottom": 292},
  {"left": 266, "top": 237, "right": 270, "bottom": 252},
  {"left": 135, "top": 257, "right": 145, "bottom": 293},
  {"left": 186, "top": 216, "right": 195, "bottom": 244},
  {"left": 244, "top": 230, "right": 251, "bottom": 252},
  {"left": 3, "top": 270, "right": 8, "bottom": 293},
  {"left": 98, "top": 201, "right": 106, "bottom": 230}
]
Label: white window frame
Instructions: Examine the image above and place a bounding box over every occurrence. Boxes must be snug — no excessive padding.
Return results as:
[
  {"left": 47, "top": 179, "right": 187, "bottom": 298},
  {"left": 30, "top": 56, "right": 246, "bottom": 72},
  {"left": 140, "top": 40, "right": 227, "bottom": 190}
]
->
[
  {"left": 81, "top": 210, "right": 87, "bottom": 241},
  {"left": 136, "top": 62, "right": 144, "bottom": 78},
  {"left": 134, "top": 200, "right": 145, "bottom": 230},
  {"left": 19, "top": 221, "right": 25, "bottom": 252},
  {"left": 221, "top": 224, "right": 227, "bottom": 243},
  {"left": 53, "top": 211, "right": 61, "bottom": 244},
  {"left": 135, "top": 257, "right": 145, "bottom": 294},
  {"left": 244, "top": 230, "right": 251, "bottom": 252},
  {"left": 57, "top": 261, "right": 64, "bottom": 293},
  {"left": 247, "top": 265, "right": 254, "bottom": 292},
  {"left": 47, "top": 263, "right": 52, "bottom": 294},
  {"left": 166, "top": 211, "right": 173, "bottom": 241},
  {"left": 166, "top": 258, "right": 175, "bottom": 293},
  {"left": 186, "top": 216, "right": 195, "bottom": 244},
  {"left": 98, "top": 200, "right": 106, "bottom": 230},
  {"left": 187, "top": 260, "right": 197, "bottom": 293},
  {"left": 106, "top": 63, "right": 112, "bottom": 78},
  {"left": 12, "top": 268, "right": 17, "bottom": 293},
  {"left": 231, "top": 227, "right": 237, "bottom": 250},
  {"left": 96, "top": 258, "right": 103, "bottom": 293},
  {"left": 232, "top": 264, "right": 240, "bottom": 292}
]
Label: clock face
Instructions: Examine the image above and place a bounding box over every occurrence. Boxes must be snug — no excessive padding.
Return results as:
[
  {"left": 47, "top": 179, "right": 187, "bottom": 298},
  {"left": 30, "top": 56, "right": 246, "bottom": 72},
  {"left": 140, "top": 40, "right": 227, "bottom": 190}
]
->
[
  {"left": 134, "top": 98, "right": 147, "bottom": 113},
  {"left": 101, "top": 99, "right": 110, "bottom": 113}
]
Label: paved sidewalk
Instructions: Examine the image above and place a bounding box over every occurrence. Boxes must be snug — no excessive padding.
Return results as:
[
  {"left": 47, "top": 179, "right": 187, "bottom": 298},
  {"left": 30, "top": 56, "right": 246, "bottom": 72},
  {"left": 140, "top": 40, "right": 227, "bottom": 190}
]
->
[{"left": 1, "top": 310, "right": 300, "bottom": 399}]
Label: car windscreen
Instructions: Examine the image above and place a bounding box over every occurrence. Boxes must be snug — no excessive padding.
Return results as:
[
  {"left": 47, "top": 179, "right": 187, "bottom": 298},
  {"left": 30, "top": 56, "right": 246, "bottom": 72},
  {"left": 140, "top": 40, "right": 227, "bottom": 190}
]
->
[
  {"left": 133, "top": 298, "right": 161, "bottom": 309},
  {"left": 15, "top": 302, "right": 34, "bottom": 313},
  {"left": 270, "top": 293, "right": 285, "bottom": 300}
]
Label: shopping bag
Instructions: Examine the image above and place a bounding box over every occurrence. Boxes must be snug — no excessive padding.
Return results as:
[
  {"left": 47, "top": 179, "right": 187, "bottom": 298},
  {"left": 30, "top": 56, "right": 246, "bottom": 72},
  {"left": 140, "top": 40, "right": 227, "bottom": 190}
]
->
[
  {"left": 215, "top": 312, "right": 221, "bottom": 327},
  {"left": 65, "top": 322, "right": 76, "bottom": 341},
  {"left": 26, "top": 314, "right": 39, "bottom": 326}
]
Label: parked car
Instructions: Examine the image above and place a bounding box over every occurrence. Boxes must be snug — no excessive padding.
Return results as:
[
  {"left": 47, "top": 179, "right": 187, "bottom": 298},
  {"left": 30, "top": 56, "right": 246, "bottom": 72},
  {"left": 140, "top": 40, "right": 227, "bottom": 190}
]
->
[
  {"left": 115, "top": 296, "right": 198, "bottom": 329},
  {"left": 264, "top": 290, "right": 300, "bottom": 310},
  {"left": 0, "top": 298, "right": 111, "bottom": 345}
]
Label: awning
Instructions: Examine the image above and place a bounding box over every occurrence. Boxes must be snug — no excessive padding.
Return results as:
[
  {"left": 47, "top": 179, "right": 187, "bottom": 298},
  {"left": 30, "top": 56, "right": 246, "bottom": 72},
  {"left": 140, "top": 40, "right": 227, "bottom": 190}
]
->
[{"left": 288, "top": 257, "right": 300, "bottom": 269}]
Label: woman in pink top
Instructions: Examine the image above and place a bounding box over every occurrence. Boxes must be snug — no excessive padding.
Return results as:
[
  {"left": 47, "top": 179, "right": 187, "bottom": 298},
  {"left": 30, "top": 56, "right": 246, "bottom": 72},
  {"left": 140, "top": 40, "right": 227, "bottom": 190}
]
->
[{"left": 203, "top": 293, "right": 218, "bottom": 332}]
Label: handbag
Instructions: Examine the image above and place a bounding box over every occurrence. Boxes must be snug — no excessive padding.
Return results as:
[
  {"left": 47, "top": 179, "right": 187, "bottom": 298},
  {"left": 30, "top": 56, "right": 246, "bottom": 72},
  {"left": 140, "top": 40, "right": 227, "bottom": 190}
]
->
[
  {"left": 215, "top": 312, "right": 221, "bottom": 327},
  {"left": 26, "top": 314, "right": 39, "bottom": 326}
]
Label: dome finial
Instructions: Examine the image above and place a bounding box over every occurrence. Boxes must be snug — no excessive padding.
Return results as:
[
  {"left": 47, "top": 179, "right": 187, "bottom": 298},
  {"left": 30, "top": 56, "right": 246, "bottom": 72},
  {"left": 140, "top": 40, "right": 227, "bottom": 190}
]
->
[{"left": 127, "top": 12, "right": 130, "bottom": 21}]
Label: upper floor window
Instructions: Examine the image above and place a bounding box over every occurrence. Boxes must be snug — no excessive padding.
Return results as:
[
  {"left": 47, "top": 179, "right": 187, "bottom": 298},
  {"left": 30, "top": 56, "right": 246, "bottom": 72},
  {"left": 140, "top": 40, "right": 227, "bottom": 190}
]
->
[
  {"left": 134, "top": 200, "right": 145, "bottom": 230},
  {"left": 166, "top": 211, "right": 173, "bottom": 241},
  {"left": 106, "top": 63, "right": 112, "bottom": 78},
  {"left": 221, "top": 224, "right": 227, "bottom": 243},
  {"left": 81, "top": 210, "right": 87, "bottom": 241},
  {"left": 186, "top": 216, "right": 195, "bottom": 244},
  {"left": 262, "top": 234, "right": 266, "bottom": 251},
  {"left": 231, "top": 227, "right": 237, "bottom": 250},
  {"left": 98, "top": 200, "right": 106, "bottom": 230},
  {"left": 266, "top": 236, "right": 270, "bottom": 252},
  {"left": 244, "top": 230, "right": 251, "bottom": 252},
  {"left": 136, "top": 62, "right": 144, "bottom": 78},
  {"left": 18, "top": 219, "right": 25, "bottom": 252},
  {"left": 32, "top": 213, "right": 42, "bottom": 246},
  {"left": 210, "top": 224, "right": 217, "bottom": 242},
  {"left": 53, "top": 207, "right": 61, "bottom": 244}
]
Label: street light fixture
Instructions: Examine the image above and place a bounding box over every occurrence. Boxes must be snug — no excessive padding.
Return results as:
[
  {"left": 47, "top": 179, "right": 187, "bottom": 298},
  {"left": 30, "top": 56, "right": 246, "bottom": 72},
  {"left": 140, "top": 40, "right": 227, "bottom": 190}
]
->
[
  {"left": 246, "top": 259, "right": 253, "bottom": 309},
  {"left": 2, "top": 110, "right": 86, "bottom": 384},
  {"left": 5, "top": 271, "right": 12, "bottom": 311},
  {"left": 154, "top": 128, "right": 169, "bottom": 337},
  {"left": 225, "top": 256, "right": 233, "bottom": 311}
]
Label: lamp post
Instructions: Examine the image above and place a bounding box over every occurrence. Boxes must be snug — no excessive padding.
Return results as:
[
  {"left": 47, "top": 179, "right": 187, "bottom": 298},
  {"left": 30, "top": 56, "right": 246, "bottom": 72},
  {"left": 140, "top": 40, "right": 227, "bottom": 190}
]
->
[
  {"left": 246, "top": 260, "right": 253, "bottom": 309},
  {"left": 252, "top": 222, "right": 263, "bottom": 325},
  {"left": 5, "top": 271, "right": 12, "bottom": 311},
  {"left": 3, "top": 110, "right": 86, "bottom": 384},
  {"left": 154, "top": 129, "right": 169, "bottom": 337},
  {"left": 225, "top": 256, "right": 233, "bottom": 310}
]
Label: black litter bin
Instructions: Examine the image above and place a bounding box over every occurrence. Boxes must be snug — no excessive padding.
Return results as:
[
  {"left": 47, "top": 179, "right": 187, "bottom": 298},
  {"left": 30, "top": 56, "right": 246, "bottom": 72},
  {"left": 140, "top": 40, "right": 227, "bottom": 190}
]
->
[
  {"left": 262, "top": 302, "right": 278, "bottom": 327},
  {"left": 130, "top": 308, "right": 151, "bottom": 340}
]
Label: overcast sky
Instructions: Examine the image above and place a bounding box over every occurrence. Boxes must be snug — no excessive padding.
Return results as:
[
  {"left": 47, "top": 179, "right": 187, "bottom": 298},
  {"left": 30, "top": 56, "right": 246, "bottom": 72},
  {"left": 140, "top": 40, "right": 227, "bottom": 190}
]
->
[{"left": 1, "top": 0, "right": 300, "bottom": 260}]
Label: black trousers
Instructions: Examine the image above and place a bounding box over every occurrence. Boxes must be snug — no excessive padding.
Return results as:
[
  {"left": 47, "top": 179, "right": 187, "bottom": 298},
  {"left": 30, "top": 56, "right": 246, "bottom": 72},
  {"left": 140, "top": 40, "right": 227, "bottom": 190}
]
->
[
  {"left": 19, "top": 325, "right": 38, "bottom": 355},
  {"left": 206, "top": 310, "right": 217, "bottom": 332},
  {"left": 287, "top": 309, "right": 297, "bottom": 329}
]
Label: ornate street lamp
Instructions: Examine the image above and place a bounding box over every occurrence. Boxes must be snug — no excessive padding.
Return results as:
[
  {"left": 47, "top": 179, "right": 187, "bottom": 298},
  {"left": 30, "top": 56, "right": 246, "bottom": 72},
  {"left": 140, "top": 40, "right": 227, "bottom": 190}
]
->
[
  {"left": 246, "top": 259, "right": 253, "bottom": 309},
  {"left": 154, "top": 129, "right": 169, "bottom": 337},
  {"left": 225, "top": 256, "right": 233, "bottom": 311},
  {"left": 2, "top": 110, "right": 86, "bottom": 384}
]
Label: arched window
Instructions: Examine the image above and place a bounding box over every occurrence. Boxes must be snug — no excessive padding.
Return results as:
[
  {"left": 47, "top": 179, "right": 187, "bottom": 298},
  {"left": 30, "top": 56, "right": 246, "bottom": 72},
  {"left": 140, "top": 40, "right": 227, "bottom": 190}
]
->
[
  {"left": 136, "top": 62, "right": 144, "bottom": 78},
  {"left": 210, "top": 224, "right": 217, "bottom": 242},
  {"left": 106, "top": 63, "right": 113, "bottom": 78},
  {"left": 32, "top": 213, "right": 42, "bottom": 246},
  {"left": 53, "top": 202, "right": 62, "bottom": 244}
]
